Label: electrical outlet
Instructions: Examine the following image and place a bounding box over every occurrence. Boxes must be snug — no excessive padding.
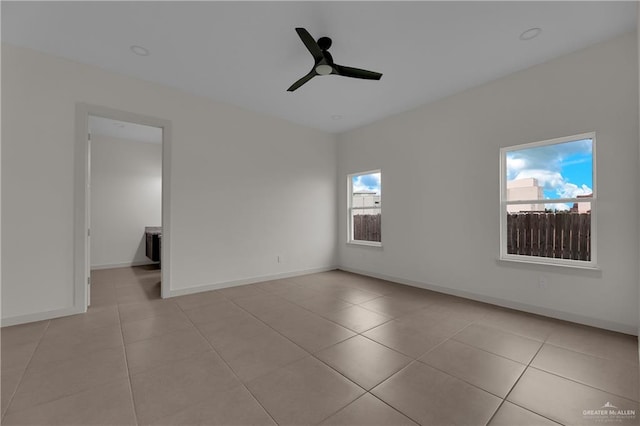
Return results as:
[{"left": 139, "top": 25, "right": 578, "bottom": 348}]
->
[{"left": 538, "top": 276, "right": 548, "bottom": 289}]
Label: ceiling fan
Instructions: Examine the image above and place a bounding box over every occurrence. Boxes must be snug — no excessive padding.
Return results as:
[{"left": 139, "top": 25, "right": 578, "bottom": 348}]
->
[{"left": 287, "top": 27, "right": 383, "bottom": 92}]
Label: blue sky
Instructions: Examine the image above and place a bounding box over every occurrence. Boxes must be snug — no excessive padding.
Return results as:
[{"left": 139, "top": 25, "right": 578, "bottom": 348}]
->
[
  {"left": 352, "top": 172, "right": 381, "bottom": 194},
  {"left": 506, "top": 138, "right": 593, "bottom": 203}
]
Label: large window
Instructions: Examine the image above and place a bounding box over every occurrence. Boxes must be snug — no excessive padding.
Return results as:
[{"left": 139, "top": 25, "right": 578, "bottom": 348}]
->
[
  {"left": 500, "top": 133, "right": 596, "bottom": 268},
  {"left": 348, "top": 170, "right": 381, "bottom": 246}
]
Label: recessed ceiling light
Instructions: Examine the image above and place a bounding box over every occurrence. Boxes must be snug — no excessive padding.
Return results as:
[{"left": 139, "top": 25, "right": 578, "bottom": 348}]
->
[
  {"left": 519, "top": 28, "right": 542, "bottom": 41},
  {"left": 331, "top": 115, "right": 343, "bottom": 120},
  {"left": 130, "top": 45, "right": 150, "bottom": 56}
]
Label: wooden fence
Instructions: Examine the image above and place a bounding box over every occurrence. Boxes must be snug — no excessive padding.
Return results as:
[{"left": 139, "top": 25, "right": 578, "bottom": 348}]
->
[
  {"left": 507, "top": 212, "right": 591, "bottom": 260},
  {"left": 353, "top": 215, "right": 381, "bottom": 242}
]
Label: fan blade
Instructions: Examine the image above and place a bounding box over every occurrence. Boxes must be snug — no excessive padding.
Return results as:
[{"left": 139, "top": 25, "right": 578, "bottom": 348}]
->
[
  {"left": 295, "top": 28, "right": 323, "bottom": 62},
  {"left": 287, "top": 71, "right": 316, "bottom": 92},
  {"left": 334, "top": 64, "right": 382, "bottom": 80}
]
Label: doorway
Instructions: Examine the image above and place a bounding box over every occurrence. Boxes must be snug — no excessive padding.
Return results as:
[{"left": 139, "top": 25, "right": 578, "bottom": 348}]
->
[{"left": 74, "top": 104, "right": 171, "bottom": 312}]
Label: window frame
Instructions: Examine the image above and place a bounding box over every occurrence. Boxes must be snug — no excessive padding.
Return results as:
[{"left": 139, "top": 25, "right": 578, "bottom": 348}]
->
[
  {"left": 499, "top": 132, "right": 598, "bottom": 269},
  {"left": 347, "top": 169, "right": 382, "bottom": 247}
]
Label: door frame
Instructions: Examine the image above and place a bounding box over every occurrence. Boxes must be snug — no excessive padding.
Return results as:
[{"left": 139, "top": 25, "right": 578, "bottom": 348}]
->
[{"left": 74, "top": 103, "right": 172, "bottom": 311}]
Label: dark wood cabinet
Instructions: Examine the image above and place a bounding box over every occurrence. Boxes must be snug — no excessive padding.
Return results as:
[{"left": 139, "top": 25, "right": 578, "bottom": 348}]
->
[{"left": 145, "top": 227, "right": 161, "bottom": 262}]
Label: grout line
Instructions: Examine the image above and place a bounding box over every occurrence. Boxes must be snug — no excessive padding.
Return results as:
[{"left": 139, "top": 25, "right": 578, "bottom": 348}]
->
[
  {"left": 408, "top": 355, "right": 511, "bottom": 424},
  {"left": 310, "top": 335, "right": 415, "bottom": 393},
  {"left": 412, "top": 346, "right": 513, "bottom": 401},
  {"left": 312, "top": 393, "right": 370, "bottom": 425},
  {"left": 436, "top": 330, "right": 528, "bottom": 364},
  {"left": 103, "top": 266, "right": 165, "bottom": 424},
  {"left": 355, "top": 313, "right": 477, "bottom": 361},
  {"left": 501, "top": 400, "right": 566, "bottom": 426},
  {"left": 1, "top": 309, "right": 129, "bottom": 417},
  {"left": 311, "top": 359, "right": 423, "bottom": 425},
  {"left": 484, "top": 399, "right": 508, "bottom": 426},
  {"left": 119, "top": 272, "right": 556, "bottom": 423},
  {"left": 351, "top": 317, "right": 395, "bottom": 335},
  {"left": 526, "top": 365, "right": 640, "bottom": 403},
  {"left": 219, "top": 281, "right": 499, "bottom": 425},
  {"left": 368, "top": 391, "right": 423, "bottom": 426},
  {"left": 468, "top": 318, "right": 549, "bottom": 341},
  {"left": 542, "top": 340, "right": 640, "bottom": 367},
  {"left": 508, "top": 333, "right": 640, "bottom": 404},
  {"left": 395, "top": 316, "right": 548, "bottom": 409},
  {"left": 115, "top": 302, "right": 140, "bottom": 426},
  {"left": 221, "top": 293, "right": 387, "bottom": 382},
  {"left": 1, "top": 319, "right": 51, "bottom": 420},
  {"left": 212, "top": 284, "right": 427, "bottom": 423},
  {"left": 186, "top": 272, "right": 626, "bottom": 421},
  {"left": 222, "top": 289, "right": 357, "bottom": 354},
  {"left": 314, "top": 305, "right": 394, "bottom": 335},
  {"left": 256, "top": 278, "right": 397, "bottom": 321},
  {"left": 307, "top": 381, "right": 365, "bottom": 425},
  {"left": 491, "top": 339, "right": 549, "bottom": 425},
  {"left": 486, "top": 397, "right": 507, "bottom": 425},
  {"left": 355, "top": 333, "right": 420, "bottom": 359},
  {"left": 174, "top": 299, "right": 281, "bottom": 426},
  {"left": 222, "top": 296, "right": 323, "bottom": 355}
]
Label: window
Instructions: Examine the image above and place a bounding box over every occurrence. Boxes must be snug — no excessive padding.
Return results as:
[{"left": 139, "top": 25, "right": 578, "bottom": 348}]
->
[
  {"left": 500, "top": 133, "right": 596, "bottom": 268},
  {"left": 348, "top": 170, "right": 381, "bottom": 246}
]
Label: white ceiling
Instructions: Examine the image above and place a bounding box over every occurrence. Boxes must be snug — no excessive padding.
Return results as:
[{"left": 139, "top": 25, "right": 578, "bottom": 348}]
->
[
  {"left": 2, "top": 1, "right": 636, "bottom": 133},
  {"left": 89, "top": 116, "right": 163, "bottom": 144}
]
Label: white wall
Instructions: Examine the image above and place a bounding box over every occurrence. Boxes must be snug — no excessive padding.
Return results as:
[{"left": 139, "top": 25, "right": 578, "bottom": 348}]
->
[
  {"left": 338, "top": 33, "right": 639, "bottom": 334},
  {"left": 637, "top": 10, "right": 640, "bottom": 354},
  {"left": 2, "top": 43, "right": 337, "bottom": 323},
  {"left": 90, "top": 134, "right": 162, "bottom": 269},
  {"left": 2, "top": 34, "right": 637, "bottom": 332}
]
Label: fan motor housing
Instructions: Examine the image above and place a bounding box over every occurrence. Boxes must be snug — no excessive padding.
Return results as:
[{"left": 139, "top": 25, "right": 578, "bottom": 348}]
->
[{"left": 317, "top": 37, "right": 332, "bottom": 50}]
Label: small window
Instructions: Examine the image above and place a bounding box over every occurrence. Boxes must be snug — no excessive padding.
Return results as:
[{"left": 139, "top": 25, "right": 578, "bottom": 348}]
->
[
  {"left": 348, "top": 170, "right": 381, "bottom": 246},
  {"left": 500, "top": 133, "right": 596, "bottom": 268}
]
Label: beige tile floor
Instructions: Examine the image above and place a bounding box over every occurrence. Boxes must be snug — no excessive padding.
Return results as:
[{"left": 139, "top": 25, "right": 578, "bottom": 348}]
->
[{"left": 1, "top": 266, "right": 639, "bottom": 425}]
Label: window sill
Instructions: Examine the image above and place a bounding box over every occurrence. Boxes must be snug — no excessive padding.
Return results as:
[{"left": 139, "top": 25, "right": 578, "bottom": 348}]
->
[
  {"left": 499, "top": 255, "right": 600, "bottom": 271},
  {"left": 347, "top": 241, "right": 383, "bottom": 249}
]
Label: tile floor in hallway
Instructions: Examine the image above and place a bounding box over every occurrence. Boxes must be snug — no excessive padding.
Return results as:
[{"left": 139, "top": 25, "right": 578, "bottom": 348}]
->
[{"left": 1, "top": 266, "right": 639, "bottom": 425}]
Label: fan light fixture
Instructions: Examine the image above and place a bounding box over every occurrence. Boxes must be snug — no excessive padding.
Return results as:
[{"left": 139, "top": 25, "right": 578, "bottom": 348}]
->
[
  {"left": 315, "top": 64, "right": 333, "bottom": 75},
  {"left": 287, "top": 28, "right": 382, "bottom": 92}
]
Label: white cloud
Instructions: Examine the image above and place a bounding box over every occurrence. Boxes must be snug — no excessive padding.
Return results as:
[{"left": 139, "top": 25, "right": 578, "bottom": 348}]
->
[
  {"left": 506, "top": 138, "right": 592, "bottom": 209},
  {"left": 352, "top": 173, "right": 381, "bottom": 194},
  {"left": 513, "top": 169, "right": 592, "bottom": 201},
  {"left": 506, "top": 157, "right": 527, "bottom": 180},
  {"left": 506, "top": 138, "right": 592, "bottom": 181},
  {"left": 514, "top": 169, "right": 564, "bottom": 190},
  {"left": 557, "top": 183, "right": 592, "bottom": 199}
]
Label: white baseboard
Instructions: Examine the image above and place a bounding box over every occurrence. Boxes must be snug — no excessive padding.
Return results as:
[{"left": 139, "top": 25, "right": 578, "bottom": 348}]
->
[
  {"left": 339, "top": 266, "right": 638, "bottom": 336},
  {"left": 1, "top": 305, "right": 85, "bottom": 327},
  {"left": 168, "top": 265, "right": 338, "bottom": 297},
  {"left": 91, "top": 260, "right": 159, "bottom": 270}
]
